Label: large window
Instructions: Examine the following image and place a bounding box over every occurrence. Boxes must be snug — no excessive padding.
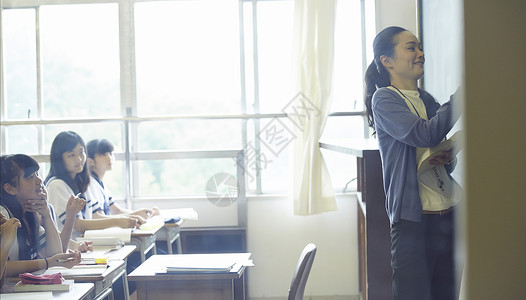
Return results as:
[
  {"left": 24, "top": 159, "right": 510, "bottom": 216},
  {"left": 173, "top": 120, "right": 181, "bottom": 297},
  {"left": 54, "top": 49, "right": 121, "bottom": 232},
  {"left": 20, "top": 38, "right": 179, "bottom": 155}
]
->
[{"left": 1, "top": 0, "right": 375, "bottom": 203}]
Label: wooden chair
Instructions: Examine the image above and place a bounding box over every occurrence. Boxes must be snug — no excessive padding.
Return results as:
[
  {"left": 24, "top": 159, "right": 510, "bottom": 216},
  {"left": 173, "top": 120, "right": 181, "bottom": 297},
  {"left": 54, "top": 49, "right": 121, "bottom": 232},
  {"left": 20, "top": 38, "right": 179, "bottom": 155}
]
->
[{"left": 288, "top": 243, "right": 317, "bottom": 300}]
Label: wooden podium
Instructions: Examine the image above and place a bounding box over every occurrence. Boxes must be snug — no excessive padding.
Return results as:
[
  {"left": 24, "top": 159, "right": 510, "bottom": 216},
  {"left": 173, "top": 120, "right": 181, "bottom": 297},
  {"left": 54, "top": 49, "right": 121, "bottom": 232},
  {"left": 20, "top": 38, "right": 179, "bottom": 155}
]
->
[{"left": 320, "top": 139, "right": 392, "bottom": 300}]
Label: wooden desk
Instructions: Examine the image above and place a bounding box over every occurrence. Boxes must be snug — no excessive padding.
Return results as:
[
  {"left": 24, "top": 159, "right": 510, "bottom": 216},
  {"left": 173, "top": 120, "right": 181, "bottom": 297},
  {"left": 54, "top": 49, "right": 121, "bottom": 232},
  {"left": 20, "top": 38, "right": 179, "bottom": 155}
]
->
[
  {"left": 320, "top": 139, "right": 392, "bottom": 300},
  {"left": 155, "top": 220, "right": 183, "bottom": 254},
  {"left": 128, "top": 253, "right": 251, "bottom": 300},
  {"left": 80, "top": 245, "right": 136, "bottom": 300},
  {"left": 129, "top": 226, "right": 163, "bottom": 262},
  {"left": 1, "top": 282, "right": 94, "bottom": 300}
]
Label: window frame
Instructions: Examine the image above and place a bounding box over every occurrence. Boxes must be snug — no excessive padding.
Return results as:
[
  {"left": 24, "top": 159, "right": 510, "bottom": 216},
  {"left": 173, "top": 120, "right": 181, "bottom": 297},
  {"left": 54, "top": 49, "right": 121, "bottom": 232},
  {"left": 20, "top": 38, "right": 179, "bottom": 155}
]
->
[{"left": 0, "top": 0, "right": 372, "bottom": 209}]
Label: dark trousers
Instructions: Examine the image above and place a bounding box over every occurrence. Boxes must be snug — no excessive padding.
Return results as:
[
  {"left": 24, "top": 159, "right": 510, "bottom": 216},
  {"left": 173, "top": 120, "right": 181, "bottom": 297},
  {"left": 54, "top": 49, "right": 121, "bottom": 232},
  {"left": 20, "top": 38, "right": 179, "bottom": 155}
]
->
[{"left": 390, "top": 211, "right": 457, "bottom": 300}]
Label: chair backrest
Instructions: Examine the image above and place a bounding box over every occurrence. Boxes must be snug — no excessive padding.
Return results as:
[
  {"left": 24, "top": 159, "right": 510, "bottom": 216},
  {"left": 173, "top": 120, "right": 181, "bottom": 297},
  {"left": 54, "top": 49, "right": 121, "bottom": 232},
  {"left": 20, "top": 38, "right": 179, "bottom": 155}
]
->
[{"left": 288, "top": 243, "right": 317, "bottom": 300}]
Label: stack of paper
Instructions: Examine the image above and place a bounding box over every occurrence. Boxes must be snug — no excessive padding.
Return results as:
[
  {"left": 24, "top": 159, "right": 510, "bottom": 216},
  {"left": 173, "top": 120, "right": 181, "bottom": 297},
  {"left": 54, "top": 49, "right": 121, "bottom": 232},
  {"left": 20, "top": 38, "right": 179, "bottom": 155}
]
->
[
  {"left": 160, "top": 208, "right": 198, "bottom": 221},
  {"left": 163, "top": 255, "right": 237, "bottom": 273}
]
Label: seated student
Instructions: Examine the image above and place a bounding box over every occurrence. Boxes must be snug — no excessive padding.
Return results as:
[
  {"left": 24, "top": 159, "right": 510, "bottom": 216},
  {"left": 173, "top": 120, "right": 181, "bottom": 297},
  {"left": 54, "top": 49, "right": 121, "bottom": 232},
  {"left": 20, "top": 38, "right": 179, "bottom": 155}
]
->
[
  {"left": 44, "top": 131, "right": 140, "bottom": 241},
  {"left": 0, "top": 154, "right": 81, "bottom": 279},
  {"left": 1, "top": 213, "right": 20, "bottom": 287},
  {"left": 86, "top": 138, "right": 159, "bottom": 221}
]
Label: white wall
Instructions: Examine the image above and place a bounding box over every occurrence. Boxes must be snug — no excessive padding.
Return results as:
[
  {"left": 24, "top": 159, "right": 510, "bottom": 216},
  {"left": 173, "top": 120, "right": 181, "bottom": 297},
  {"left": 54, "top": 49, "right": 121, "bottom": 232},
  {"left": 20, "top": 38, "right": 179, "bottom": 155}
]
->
[
  {"left": 246, "top": 194, "right": 359, "bottom": 299},
  {"left": 375, "top": 0, "right": 418, "bottom": 35}
]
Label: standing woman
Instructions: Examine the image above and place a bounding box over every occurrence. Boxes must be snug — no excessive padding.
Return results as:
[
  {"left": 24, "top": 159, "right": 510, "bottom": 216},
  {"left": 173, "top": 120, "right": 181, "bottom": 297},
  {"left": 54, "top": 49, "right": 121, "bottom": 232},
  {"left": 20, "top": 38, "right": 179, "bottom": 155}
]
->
[
  {"left": 364, "top": 26, "right": 462, "bottom": 300},
  {"left": 45, "top": 131, "right": 137, "bottom": 241}
]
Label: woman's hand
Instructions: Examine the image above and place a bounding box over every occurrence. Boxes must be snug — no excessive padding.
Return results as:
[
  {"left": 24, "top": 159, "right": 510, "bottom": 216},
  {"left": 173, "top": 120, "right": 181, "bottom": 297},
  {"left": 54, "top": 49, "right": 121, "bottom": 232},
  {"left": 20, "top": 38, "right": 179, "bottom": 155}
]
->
[
  {"left": 429, "top": 149, "right": 454, "bottom": 166},
  {"left": 0, "top": 214, "right": 21, "bottom": 250},
  {"left": 65, "top": 195, "right": 86, "bottom": 218},
  {"left": 48, "top": 250, "right": 81, "bottom": 269},
  {"left": 133, "top": 207, "right": 160, "bottom": 219},
  {"left": 74, "top": 241, "right": 93, "bottom": 253},
  {"left": 118, "top": 217, "right": 140, "bottom": 229},
  {"left": 24, "top": 186, "right": 52, "bottom": 218},
  {"left": 129, "top": 215, "right": 146, "bottom": 226}
]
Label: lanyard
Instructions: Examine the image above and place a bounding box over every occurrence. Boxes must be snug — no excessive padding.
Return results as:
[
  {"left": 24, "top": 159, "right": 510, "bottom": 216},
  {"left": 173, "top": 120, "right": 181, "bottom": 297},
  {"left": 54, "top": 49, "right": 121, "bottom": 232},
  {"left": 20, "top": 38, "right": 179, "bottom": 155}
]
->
[{"left": 390, "top": 85, "right": 421, "bottom": 118}]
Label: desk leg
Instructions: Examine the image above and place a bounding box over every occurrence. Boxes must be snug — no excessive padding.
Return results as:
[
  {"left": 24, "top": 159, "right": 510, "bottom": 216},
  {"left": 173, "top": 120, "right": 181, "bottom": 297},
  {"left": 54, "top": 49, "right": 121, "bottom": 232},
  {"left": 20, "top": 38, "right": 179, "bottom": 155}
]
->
[
  {"left": 222, "top": 279, "right": 234, "bottom": 300},
  {"left": 234, "top": 274, "right": 245, "bottom": 300},
  {"left": 175, "top": 233, "right": 182, "bottom": 254}
]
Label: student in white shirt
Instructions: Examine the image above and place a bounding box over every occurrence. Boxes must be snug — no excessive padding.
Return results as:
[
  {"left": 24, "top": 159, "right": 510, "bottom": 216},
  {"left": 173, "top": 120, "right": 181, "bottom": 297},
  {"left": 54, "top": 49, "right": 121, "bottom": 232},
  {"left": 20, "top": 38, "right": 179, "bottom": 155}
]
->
[
  {"left": 0, "top": 154, "right": 81, "bottom": 279},
  {"left": 86, "top": 138, "right": 159, "bottom": 221},
  {"left": 44, "top": 132, "right": 139, "bottom": 243}
]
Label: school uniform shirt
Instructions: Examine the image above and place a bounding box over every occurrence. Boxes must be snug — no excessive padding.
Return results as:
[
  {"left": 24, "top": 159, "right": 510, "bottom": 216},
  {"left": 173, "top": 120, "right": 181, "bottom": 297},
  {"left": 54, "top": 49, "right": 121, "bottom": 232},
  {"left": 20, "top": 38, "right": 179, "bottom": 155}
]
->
[
  {"left": 372, "top": 87, "right": 461, "bottom": 225},
  {"left": 46, "top": 177, "right": 102, "bottom": 237},
  {"left": 85, "top": 174, "right": 115, "bottom": 216},
  {"left": 0, "top": 205, "right": 48, "bottom": 261}
]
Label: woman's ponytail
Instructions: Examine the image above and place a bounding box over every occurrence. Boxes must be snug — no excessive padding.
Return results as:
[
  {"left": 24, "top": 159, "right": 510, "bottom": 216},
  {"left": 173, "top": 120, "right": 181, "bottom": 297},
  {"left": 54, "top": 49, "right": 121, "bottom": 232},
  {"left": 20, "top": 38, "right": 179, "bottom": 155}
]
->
[
  {"left": 363, "top": 26, "right": 408, "bottom": 135},
  {"left": 364, "top": 59, "right": 390, "bottom": 133}
]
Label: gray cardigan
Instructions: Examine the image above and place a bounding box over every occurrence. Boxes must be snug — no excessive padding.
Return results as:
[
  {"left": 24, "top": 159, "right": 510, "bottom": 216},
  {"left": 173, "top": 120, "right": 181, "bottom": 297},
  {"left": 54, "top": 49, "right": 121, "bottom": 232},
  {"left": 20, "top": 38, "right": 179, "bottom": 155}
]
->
[{"left": 372, "top": 87, "right": 461, "bottom": 225}]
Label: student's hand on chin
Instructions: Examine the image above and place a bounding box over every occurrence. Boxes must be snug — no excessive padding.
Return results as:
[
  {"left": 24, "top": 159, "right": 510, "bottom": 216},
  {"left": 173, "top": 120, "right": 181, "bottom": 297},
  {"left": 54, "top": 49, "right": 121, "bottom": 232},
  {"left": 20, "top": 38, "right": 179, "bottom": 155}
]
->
[{"left": 24, "top": 198, "right": 52, "bottom": 217}]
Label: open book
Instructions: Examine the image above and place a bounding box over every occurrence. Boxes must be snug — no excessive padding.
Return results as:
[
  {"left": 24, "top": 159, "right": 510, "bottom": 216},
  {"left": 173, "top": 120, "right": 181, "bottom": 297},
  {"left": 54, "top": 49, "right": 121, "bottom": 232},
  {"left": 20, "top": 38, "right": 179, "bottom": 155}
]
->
[
  {"left": 78, "top": 227, "right": 132, "bottom": 247},
  {"left": 417, "top": 130, "right": 464, "bottom": 174}
]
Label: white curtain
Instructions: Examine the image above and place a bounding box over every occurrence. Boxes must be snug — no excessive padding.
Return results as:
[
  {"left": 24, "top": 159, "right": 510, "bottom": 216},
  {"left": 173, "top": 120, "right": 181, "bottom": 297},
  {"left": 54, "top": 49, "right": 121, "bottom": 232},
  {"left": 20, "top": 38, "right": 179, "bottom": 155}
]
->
[{"left": 290, "top": 0, "right": 337, "bottom": 215}]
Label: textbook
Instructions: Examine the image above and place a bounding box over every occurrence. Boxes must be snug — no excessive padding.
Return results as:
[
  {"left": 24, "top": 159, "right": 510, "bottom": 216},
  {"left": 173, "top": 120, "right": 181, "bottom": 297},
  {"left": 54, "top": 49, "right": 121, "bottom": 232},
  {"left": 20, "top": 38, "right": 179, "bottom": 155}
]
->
[
  {"left": 42, "top": 265, "right": 109, "bottom": 276},
  {"left": 417, "top": 130, "right": 464, "bottom": 174},
  {"left": 13, "top": 280, "right": 73, "bottom": 292},
  {"left": 0, "top": 292, "right": 53, "bottom": 300},
  {"left": 160, "top": 255, "right": 238, "bottom": 274}
]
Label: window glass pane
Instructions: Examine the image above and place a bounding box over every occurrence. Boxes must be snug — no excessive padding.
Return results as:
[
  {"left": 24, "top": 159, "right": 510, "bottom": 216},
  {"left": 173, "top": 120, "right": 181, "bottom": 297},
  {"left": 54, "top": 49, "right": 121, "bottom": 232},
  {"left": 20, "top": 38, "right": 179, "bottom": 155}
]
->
[
  {"left": 103, "top": 160, "right": 125, "bottom": 198},
  {"left": 137, "top": 158, "right": 237, "bottom": 197},
  {"left": 332, "top": 0, "right": 364, "bottom": 112},
  {"left": 322, "top": 116, "right": 365, "bottom": 140},
  {"left": 245, "top": 117, "right": 292, "bottom": 193},
  {"left": 138, "top": 120, "right": 242, "bottom": 151},
  {"left": 3, "top": 9, "right": 37, "bottom": 120},
  {"left": 40, "top": 4, "right": 120, "bottom": 119},
  {"left": 364, "top": 0, "right": 376, "bottom": 64},
  {"left": 322, "top": 148, "right": 357, "bottom": 192},
  {"left": 134, "top": 0, "right": 241, "bottom": 115},
  {"left": 256, "top": 1, "right": 294, "bottom": 113},
  {"left": 6, "top": 126, "right": 39, "bottom": 154},
  {"left": 43, "top": 123, "right": 123, "bottom": 156}
]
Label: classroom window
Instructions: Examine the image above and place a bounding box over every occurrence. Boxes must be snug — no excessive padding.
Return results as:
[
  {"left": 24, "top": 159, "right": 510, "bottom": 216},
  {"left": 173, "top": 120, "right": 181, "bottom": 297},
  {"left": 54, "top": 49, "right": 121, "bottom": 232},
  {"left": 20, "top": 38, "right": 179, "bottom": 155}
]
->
[{"left": 1, "top": 0, "right": 374, "bottom": 202}]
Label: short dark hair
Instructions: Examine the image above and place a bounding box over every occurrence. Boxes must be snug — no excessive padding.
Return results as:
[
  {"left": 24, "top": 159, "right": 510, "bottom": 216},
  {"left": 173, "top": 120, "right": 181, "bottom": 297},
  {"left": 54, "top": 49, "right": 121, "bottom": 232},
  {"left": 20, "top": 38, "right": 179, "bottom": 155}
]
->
[{"left": 87, "top": 139, "right": 114, "bottom": 159}]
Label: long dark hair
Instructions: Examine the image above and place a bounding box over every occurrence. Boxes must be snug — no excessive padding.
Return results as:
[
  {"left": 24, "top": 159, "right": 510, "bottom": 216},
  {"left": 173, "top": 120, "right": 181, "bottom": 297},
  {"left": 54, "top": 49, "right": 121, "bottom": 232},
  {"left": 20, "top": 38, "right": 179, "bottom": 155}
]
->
[
  {"left": 45, "top": 131, "right": 90, "bottom": 194},
  {"left": 364, "top": 26, "right": 407, "bottom": 133},
  {"left": 0, "top": 154, "right": 42, "bottom": 260}
]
